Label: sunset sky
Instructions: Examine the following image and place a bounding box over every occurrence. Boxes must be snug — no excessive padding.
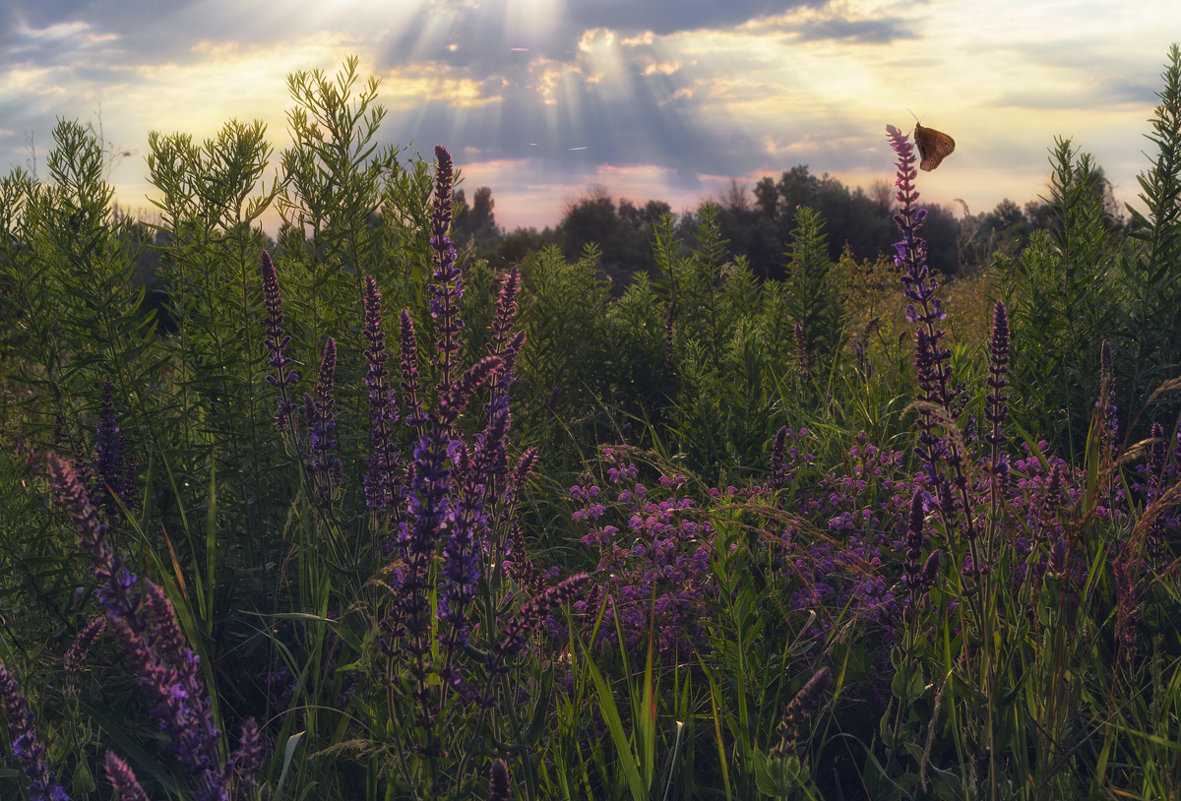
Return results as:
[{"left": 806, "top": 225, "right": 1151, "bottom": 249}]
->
[{"left": 1, "top": 0, "right": 1176, "bottom": 231}]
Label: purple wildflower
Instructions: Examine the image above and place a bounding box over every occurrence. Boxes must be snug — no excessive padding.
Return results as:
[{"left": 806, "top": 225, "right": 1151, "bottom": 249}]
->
[
  {"left": 793, "top": 321, "right": 809, "bottom": 376},
  {"left": 306, "top": 337, "right": 343, "bottom": 497},
  {"left": 0, "top": 662, "right": 69, "bottom": 801},
  {"left": 770, "top": 426, "right": 789, "bottom": 490},
  {"left": 488, "top": 758, "right": 511, "bottom": 801},
  {"left": 886, "top": 124, "right": 978, "bottom": 548},
  {"left": 383, "top": 419, "right": 461, "bottom": 751},
  {"left": 1048, "top": 536, "right": 1068, "bottom": 576},
  {"left": 902, "top": 490, "right": 931, "bottom": 593},
  {"left": 103, "top": 752, "right": 149, "bottom": 801},
  {"left": 261, "top": 250, "right": 298, "bottom": 428},
  {"left": 772, "top": 666, "right": 832, "bottom": 758},
  {"left": 48, "top": 454, "right": 229, "bottom": 801},
  {"left": 475, "top": 269, "right": 525, "bottom": 504},
  {"left": 497, "top": 574, "right": 590, "bottom": 664},
  {"left": 986, "top": 301, "right": 1010, "bottom": 484},
  {"left": 363, "top": 276, "right": 402, "bottom": 511},
  {"left": 573, "top": 455, "right": 716, "bottom": 657},
  {"left": 48, "top": 454, "right": 144, "bottom": 629},
  {"left": 854, "top": 334, "right": 872, "bottom": 380},
  {"left": 440, "top": 356, "right": 505, "bottom": 428},
  {"left": 230, "top": 718, "right": 264, "bottom": 790},
  {"left": 63, "top": 617, "right": 106, "bottom": 676},
  {"left": 400, "top": 309, "right": 426, "bottom": 434},
  {"left": 93, "top": 378, "right": 135, "bottom": 517},
  {"left": 436, "top": 358, "right": 506, "bottom": 654},
  {"left": 440, "top": 445, "right": 489, "bottom": 653},
  {"left": 121, "top": 583, "right": 226, "bottom": 799},
  {"left": 429, "top": 145, "right": 464, "bottom": 393},
  {"left": 487, "top": 267, "right": 521, "bottom": 362}
]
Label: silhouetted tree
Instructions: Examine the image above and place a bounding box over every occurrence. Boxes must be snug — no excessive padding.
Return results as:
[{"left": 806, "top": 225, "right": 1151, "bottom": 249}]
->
[
  {"left": 453, "top": 186, "right": 502, "bottom": 250},
  {"left": 555, "top": 188, "right": 669, "bottom": 289}
]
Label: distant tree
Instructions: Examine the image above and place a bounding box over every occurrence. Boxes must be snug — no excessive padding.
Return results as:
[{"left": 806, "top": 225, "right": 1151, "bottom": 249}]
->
[
  {"left": 775, "top": 165, "right": 821, "bottom": 215},
  {"left": 722, "top": 178, "right": 750, "bottom": 213},
  {"left": 959, "top": 198, "right": 1034, "bottom": 268},
  {"left": 452, "top": 186, "right": 502, "bottom": 249},
  {"left": 754, "top": 177, "right": 779, "bottom": 218},
  {"left": 555, "top": 188, "right": 668, "bottom": 289},
  {"left": 714, "top": 180, "right": 782, "bottom": 280},
  {"left": 869, "top": 179, "right": 893, "bottom": 215},
  {"left": 487, "top": 226, "right": 547, "bottom": 268}
]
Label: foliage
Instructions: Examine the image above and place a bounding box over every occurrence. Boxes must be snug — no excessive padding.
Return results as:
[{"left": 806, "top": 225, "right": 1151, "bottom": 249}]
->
[{"left": 3, "top": 46, "right": 1181, "bottom": 801}]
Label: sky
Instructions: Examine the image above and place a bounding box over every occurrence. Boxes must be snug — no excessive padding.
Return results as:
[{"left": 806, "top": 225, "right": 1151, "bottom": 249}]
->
[{"left": 1, "top": 0, "right": 1177, "bottom": 232}]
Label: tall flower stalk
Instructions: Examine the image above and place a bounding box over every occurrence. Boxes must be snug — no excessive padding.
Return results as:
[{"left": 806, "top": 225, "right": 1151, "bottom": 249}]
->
[
  {"left": 0, "top": 662, "right": 69, "bottom": 801},
  {"left": 306, "top": 336, "right": 343, "bottom": 499},
  {"left": 362, "top": 275, "right": 402, "bottom": 512},
  {"left": 93, "top": 377, "right": 136, "bottom": 518},
  {"left": 885, "top": 124, "right": 979, "bottom": 563},
  {"left": 428, "top": 145, "right": 464, "bottom": 396},
  {"left": 888, "top": 123, "right": 1003, "bottom": 797},
  {"left": 261, "top": 250, "right": 298, "bottom": 431},
  {"left": 47, "top": 453, "right": 261, "bottom": 801},
  {"left": 984, "top": 301, "right": 1011, "bottom": 566}
]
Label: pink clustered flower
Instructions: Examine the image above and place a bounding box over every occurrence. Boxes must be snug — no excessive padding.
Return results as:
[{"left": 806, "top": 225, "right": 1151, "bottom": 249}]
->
[{"left": 570, "top": 448, "right": 715, "bottom": 658}]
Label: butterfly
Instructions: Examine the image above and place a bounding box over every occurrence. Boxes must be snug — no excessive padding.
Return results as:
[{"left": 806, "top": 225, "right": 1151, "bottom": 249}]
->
[{"left": 914, "top": 123, "right": 955, "bottom": 171}]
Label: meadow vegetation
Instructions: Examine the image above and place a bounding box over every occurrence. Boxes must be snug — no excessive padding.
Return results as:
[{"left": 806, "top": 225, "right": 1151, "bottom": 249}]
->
[{"left": 1, "top": 46, "right": 1181, "bottom": 800}]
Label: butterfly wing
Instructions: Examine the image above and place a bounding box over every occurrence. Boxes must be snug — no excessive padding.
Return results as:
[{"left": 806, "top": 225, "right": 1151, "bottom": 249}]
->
[{"left": 915, "top": 123, "right": 955, "bottom": 171}]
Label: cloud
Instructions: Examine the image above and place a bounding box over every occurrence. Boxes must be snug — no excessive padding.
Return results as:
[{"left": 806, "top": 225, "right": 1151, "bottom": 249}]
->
[
  {"left": 376, "top": 0, "right": 822, "bottom": 73},
  {"left": 793, "top": 16, "right": 915, "bottom": 44},
  {"left": 0, "top": 1, "right": 194, "bottom": 66},
  {"left": 565, "top": 0, "right": 814, "bottom": 36}
]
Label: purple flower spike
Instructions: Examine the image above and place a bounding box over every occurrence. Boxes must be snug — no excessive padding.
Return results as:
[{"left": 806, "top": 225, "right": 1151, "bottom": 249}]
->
[
  {"left": 363, "top": 277, "right": 402, "bottom": 511},
  {"left": 440, "top": 356, "right": 505, "bottom": 428},
  {"left": 429, "top": 145, "right": 465, "bottom": 393},
  {"left": 432, "top": 145, "right": 455, "bottom": 246},
  {"left": 306, "top": 337, "right": 343, "bottom": 496},
  {"left": 488, "top": 758, "right": 511, "bottom": 801},
  {"left": 400, "top": 309, "right": 426, "bottom": 434},
  {"left": 987, "top": 301, "right": 1015, "bottom": 489},
  {"left": 488, "top": 267, "right": 521, "bottom": 360},
  {"left": 48, "top": 453, "right": 229, "bottom": 801},
  {"left": 48, "top": 453, "right": 144, "bottom": 629},
  {"left": 498, "top": 574, "right": 590, "bottom": 663},
  {"left": 231, "top": 718, "right": 265, "bottom": 790},
  {"left": 0, "top": 662, "right": 70, "bottom": 801},
  {"left": 1097, "top": 340, "right": 1119, "bottom": 460},
  {"left": 664, "top": 300, "right": 677, "bottom": 362},
  {"left": 793, "top": 321, "right": 808, "bottom": 376},
  {"left": 770, "top": 426, "right": 790, "bottom": 490},
  {"left": 261, "top": 250, "right": 298, "bottom": 428},
  {"left": 94, "top": 378, "right": 135, "bottom": 517},
  {"left": 902, "top": 490, "right": 929, "bottom": 593},
  {"left": 104, "top": 752, "right": 149, "bottom": 801},
  {"left": 64, "top": 617, "right": 106, "bottom": 676},
  {"left": 886, "top": 124, "right": 977, "bottom": 547},
  {"left": 772, "top": 666, "right": 832, "bottom": 758},
  {"left": 921, "top": 550, "right": 941, "bottom": 587}
]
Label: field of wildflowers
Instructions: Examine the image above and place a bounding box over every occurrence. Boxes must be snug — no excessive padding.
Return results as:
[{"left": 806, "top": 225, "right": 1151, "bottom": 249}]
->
[{"left": 2, "top": 46, "right": 1181, "bottom": 801}]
